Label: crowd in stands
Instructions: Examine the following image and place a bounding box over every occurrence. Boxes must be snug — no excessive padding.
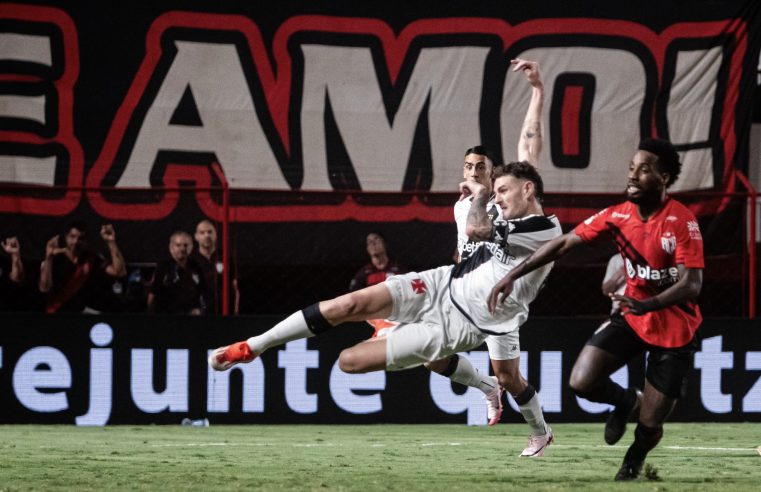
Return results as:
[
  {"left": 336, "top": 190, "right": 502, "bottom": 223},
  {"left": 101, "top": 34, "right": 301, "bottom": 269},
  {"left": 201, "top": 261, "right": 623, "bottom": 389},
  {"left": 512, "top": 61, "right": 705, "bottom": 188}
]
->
[
  {"left": 0, "top": 219, "right": 240, "bottom": 316},
  {"left": 0, "top": 222, "right": 409, "bottom": 316}
]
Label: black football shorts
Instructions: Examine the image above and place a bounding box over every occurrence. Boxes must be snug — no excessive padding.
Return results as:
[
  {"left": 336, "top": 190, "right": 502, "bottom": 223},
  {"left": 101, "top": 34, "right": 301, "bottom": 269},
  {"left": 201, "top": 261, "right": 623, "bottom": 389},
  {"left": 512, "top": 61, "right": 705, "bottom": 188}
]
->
[{"left": 587, "top": 313, "right": 699, "bottom": 399}]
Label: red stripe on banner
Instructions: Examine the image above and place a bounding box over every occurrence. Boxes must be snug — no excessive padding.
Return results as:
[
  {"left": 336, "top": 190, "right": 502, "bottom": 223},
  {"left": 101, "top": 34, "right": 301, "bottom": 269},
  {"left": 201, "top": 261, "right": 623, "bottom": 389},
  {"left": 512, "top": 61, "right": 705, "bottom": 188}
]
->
[{"left": 561, "top": 86, "right": 583, "bottom": 156}]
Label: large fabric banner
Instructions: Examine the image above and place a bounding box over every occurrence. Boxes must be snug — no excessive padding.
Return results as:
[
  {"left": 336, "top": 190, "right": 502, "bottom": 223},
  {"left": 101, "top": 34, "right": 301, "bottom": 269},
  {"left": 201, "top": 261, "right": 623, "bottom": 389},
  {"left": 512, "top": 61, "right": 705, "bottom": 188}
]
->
[
  {"left": 0, "top": 1, "right": 759, "bottom": 220},
  {"left": 0, "top": 2, "right": 759, "bottom": 316}
]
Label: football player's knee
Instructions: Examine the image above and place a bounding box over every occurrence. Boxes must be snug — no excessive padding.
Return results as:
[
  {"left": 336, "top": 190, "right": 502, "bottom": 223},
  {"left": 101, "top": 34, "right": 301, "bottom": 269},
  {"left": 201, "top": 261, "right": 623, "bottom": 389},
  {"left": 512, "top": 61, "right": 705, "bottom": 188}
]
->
[
  {"left": 568, "top": 366, "right": 593, "bottom": 396},
  {"left": 338, "top": 349, "right": 362, "bottom": 373},
  {"left": 638, "top": 405, "right": 668, "bottom": 428},
  {"left": 495, "top": 370, "right": 522, "bottom": 393}
]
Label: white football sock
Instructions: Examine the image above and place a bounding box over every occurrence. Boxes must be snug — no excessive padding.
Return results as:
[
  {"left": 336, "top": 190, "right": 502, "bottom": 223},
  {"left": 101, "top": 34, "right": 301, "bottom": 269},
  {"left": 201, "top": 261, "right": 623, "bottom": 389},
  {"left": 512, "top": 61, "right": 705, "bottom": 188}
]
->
[
  {"left": 519, "top": 393, "right": 548, "bottom": 436},
  {"left": 447, "top": 355, "right": 498, "bottom": 395},
  {"left": 247, "top": 311, "right": 314, "bottom": 353}
]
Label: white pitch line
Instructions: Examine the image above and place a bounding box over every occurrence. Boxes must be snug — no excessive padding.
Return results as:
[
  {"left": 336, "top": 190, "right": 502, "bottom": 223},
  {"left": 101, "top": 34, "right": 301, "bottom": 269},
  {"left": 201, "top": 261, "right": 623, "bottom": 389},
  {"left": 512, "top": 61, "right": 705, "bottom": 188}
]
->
[
  {"left": 551, "top": 444, "right": 754, "bottom": 453},
  {"left": 149, "top": 441, "right": 757, "bottom": 453},
  {"left": 664, "top": 445, "right": 753, "bottom": 452},
  {"left": 151, "top": 442, "right": 268, "bottom": 447}
]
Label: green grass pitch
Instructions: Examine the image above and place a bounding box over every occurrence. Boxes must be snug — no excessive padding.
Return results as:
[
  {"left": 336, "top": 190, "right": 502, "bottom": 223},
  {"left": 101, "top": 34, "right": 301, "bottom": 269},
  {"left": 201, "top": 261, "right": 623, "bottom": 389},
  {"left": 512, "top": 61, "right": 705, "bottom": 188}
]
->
[{"left": 1, "top": 423, "right": 759, "bottom": 491}]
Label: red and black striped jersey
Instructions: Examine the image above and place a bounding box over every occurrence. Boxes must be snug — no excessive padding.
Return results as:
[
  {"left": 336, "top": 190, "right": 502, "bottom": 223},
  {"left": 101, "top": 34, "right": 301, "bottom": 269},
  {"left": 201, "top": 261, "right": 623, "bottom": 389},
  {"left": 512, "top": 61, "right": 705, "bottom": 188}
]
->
[{"left": 575, "top": 197, "right": 704, "bottom": 348}]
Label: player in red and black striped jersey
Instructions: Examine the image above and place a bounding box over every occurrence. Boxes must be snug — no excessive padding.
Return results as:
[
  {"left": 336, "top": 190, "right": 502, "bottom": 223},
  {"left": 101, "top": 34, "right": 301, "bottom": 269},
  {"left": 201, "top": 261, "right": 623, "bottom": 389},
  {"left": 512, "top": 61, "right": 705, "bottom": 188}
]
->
[
  {"left": 348, "top": 232, "right": 406, "bottom": 293},
  {"left": 350, "top": 232, "right": 407, "bottom": 338},
  {"left": 488, "top": 138, "right": 703, "bottom": 481}
]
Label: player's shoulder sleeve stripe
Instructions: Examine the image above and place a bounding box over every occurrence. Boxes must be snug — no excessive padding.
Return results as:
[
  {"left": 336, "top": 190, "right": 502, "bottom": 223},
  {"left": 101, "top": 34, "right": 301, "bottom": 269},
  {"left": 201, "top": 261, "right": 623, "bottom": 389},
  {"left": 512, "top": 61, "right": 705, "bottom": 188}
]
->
[
  {"left": 507, "top": 215, "right": 562, "bottom": 247},
  {"left": 508, "top": 214, "right": 559, "bottom": 235}
]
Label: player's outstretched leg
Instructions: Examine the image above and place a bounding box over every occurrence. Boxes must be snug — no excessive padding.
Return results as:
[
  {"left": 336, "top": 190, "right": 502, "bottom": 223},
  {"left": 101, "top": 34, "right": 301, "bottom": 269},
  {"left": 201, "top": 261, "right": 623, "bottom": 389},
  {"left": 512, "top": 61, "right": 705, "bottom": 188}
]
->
[
  {"left": 209, "top": 308, "right": 318, "bottom": 371},
  {"left": 426, "top": 354, "right": 503, "bottom": 426},
  {"left": 209, "top": 284, "right": 394, "bottom": 372}
]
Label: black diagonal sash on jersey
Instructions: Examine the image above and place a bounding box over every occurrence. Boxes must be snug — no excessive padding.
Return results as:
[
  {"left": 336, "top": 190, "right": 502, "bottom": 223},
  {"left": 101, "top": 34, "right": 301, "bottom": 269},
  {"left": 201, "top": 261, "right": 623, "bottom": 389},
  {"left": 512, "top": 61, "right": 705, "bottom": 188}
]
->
[
  {"left": 449, "top": 214, "right": 559, "bottom": 335},
  {"left": 606, "top": 221, "right": 663, "bottom": 298},
  {"left": 606, "top": 221, "right": 649, "bottom": 268}
]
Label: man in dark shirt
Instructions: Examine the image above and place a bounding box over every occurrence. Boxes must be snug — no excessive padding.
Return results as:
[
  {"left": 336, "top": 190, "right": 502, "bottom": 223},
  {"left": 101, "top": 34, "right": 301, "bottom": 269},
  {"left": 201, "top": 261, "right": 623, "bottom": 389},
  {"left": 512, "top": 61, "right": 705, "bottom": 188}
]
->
[
  {"left": 148, "top": 231, "right": 207, "bottom": 315},
  {"left": 39, "top": 222, "right": 127, "bottom": 313},
  {"left": 190, "top": 219, "right": 239, "bottom": 315}
]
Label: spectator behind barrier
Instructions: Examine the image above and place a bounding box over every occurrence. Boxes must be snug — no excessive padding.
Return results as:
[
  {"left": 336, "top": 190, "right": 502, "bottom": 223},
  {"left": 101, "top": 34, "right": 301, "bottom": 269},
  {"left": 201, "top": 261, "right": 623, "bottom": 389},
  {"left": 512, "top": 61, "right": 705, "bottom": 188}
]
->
[
  {"left": 191, "top": 219, "right": 239, "bottom": 315},
  {"left": 348, "top": 232, "right": 406, "bottom": 292},
  {"left": 38, "top": 222, "right": 127, "bottom": 313},
  {"left": 148, "top": 231, "right": 207, "bottom": 315}
]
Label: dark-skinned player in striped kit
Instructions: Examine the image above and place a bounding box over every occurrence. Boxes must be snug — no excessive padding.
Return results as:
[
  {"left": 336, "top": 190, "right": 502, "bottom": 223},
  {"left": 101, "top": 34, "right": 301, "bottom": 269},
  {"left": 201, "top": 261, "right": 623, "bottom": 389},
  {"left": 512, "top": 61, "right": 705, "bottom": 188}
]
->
[{"left": 488, "top": 138, "right": 703, "bottom": 481}]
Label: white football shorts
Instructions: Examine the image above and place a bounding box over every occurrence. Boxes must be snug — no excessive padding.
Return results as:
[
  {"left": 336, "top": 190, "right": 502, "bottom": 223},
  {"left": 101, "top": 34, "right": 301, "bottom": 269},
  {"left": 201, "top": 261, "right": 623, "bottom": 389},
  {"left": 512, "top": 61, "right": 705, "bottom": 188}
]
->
[
  {"left": 382, "top": 266, "right": 487, "bottom": 371},
  {"left": 484, "top": 331, "right": 521, "bottom": 360}
]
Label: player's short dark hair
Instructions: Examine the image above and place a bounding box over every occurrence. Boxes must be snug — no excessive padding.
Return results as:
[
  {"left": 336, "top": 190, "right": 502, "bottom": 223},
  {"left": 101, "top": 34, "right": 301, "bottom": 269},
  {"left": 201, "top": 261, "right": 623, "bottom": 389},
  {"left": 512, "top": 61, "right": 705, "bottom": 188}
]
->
[
  {"left": 493, "top": 161, "right": 545, "bottom": 203},
  {"left": 638, "top": 138, "right": 681, "bottom": 188},
  {"left": 463, "top": 145, "right": 494, "bottom": 164}
]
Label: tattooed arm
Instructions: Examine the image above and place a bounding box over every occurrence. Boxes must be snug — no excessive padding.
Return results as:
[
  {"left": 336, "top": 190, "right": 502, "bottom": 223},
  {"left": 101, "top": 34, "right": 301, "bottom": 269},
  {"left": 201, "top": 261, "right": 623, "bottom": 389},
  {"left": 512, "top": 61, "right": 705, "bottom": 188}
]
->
[
  {"left": 460, "top": 180, "right": 492, "bottom": 242},
  {"left": 513, "top": 59, "right": 544, "bottom": 167}
]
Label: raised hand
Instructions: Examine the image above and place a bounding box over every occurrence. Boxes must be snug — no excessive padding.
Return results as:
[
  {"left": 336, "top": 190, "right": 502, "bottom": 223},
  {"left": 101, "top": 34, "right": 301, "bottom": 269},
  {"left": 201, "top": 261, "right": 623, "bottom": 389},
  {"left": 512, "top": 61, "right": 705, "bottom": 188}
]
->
[
  {"left": 459, "top": 179, "right": 487, "bottom": 200},
  {"left": 1, "top": 236, "right": 19, "bottom": 255},
  {"left": 45, "top": 235, "right": 60, "bottom": 258},
  {"left": 100, "top": 224, "right": 116, "bottom": 243},
  {"left": 511, "top": 58, "right": 542, "bottom": 88}
]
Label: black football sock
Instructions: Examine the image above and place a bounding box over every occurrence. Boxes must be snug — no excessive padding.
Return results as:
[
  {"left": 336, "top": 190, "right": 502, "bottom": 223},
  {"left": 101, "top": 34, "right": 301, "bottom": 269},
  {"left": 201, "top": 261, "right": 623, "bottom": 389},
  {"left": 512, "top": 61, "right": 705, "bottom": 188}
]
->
[{"left": 623, "top": 423, "right": 663, "bottom": 463}]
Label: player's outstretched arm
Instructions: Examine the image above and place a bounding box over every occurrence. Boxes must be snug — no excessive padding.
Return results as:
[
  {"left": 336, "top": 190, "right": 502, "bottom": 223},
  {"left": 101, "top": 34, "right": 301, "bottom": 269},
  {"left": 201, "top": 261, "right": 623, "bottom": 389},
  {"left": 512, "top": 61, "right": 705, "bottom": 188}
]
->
[
  {"left": 513, "top": 59, "right": 544, "bottom": 167},
  {"left": 488, "top": 231, "right": 583, "bottom": 313},
  {"left": 611, "top": 265, "right": 702, "bottom": 315}
]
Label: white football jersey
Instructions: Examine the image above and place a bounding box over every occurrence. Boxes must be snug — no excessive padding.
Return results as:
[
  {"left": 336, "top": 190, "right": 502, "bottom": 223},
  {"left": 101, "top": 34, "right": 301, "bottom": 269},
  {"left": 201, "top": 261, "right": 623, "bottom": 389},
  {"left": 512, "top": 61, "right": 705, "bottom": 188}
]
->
[{"left": 449, "top": 214, "right": 562, "bottom": 334}]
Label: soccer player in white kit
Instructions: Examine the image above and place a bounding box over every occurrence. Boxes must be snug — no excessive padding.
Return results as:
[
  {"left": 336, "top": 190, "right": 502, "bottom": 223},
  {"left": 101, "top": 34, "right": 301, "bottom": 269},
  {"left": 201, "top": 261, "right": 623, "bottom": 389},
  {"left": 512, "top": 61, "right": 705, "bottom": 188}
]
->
[
  {"left": 421, "top": 59, "right": 555, "bottom": 457},
  {"left": 210, "top": 162, "right": 562, "bottom": 457}
]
